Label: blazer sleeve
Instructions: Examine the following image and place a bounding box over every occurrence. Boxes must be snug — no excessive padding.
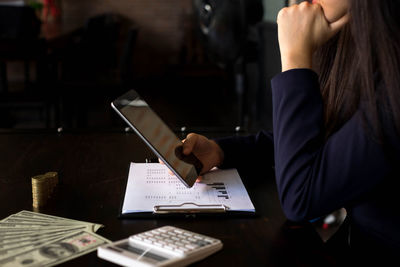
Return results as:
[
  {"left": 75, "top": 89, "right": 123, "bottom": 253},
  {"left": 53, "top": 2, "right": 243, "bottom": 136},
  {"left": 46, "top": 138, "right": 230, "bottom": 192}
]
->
[
  {"left": 215, "top": 131, "right": 274, "bottom": 172},
  {"left": 271, "top": 69, "right": 390, "bottom": 222}
]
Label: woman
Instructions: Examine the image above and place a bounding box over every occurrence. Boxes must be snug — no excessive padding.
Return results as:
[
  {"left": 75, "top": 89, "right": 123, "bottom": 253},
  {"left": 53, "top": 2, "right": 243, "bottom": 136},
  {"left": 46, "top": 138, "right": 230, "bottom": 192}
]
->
[{"left": 181, "top": 0, "right": 400, "bottom": 261}]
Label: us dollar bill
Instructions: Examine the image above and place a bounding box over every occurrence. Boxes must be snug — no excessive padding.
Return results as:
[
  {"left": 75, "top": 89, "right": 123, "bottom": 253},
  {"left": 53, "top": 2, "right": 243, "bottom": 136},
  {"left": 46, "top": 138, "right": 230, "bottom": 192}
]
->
[
  {"left": 3, "top": 216, "right": 62, "bottom": 223},
  {"left": 2, "top": 217, "right": 103, "bottom": 233},
  {"left": 0, "top": 222, "right": 83, "bottom": 228},
  {"left": 0, "top": 231, "right": 110, "bottom": 267},
  {"left": 0, "top": 227, "right": 87, "bottom": 244},
  {"left": 0, "top": 233, "right": 70, "bottom": 260},
  {"left": 12, "top": 211, "right": 103, "bottom": 232},
  {"left": 0, "top": 222, "right": 97, "bottom": 233},
  {"left": 15, "top": 211, "right": 103, "bottom": 229},
  {"left": 0, "top": 226, "right": 84, "bottom": 235}
]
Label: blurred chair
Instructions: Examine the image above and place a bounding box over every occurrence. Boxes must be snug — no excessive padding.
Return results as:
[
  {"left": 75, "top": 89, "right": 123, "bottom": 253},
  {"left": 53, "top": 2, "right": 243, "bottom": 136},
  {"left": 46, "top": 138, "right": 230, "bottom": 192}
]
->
[
  {"left": 61, "top": 13, "right": 121, "bottom": 83},
  {"left": 193, "top": 0, "right": 265, "bottom": 130},
  {"left": 0, "top": 5, "right": 42, "bottom": 93},
  {"left": 119, "top": 27, "right": 139, "bottom": 90},
  {"left": 0, "top": 5, "right": 57, "bottom": 128},
  {"left": 254, "top": 21, "right": 281, "bottom": 131},
  {"left": 58, "top": 13, "right": 138, "bottom": 128}
]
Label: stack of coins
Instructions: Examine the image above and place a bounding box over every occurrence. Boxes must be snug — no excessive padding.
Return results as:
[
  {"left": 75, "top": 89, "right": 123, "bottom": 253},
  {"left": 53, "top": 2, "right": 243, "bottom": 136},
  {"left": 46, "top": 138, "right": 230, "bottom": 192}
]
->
[{"left": 31, "top": 172, "right": 59, "bottom": 208}]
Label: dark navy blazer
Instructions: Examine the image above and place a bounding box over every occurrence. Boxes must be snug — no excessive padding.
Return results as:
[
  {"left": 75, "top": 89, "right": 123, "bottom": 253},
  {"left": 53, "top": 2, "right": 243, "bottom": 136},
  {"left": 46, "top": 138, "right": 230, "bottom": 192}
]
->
[{"left": 216, "top": 69, "right": 400, "bottom": 251}]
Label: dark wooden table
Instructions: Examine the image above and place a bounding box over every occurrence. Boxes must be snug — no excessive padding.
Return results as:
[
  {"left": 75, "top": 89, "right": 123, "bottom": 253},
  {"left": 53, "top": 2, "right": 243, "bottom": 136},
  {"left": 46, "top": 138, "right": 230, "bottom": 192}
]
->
[{"left": 0, "top": 129, "right": 338, "bottom": 266}]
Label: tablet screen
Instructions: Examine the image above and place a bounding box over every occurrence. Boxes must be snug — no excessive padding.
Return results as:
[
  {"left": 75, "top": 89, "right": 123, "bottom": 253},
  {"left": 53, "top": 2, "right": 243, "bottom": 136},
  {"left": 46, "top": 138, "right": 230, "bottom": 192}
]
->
[{"left": 112, "top": 90, "right": 202, "bottom": 188}]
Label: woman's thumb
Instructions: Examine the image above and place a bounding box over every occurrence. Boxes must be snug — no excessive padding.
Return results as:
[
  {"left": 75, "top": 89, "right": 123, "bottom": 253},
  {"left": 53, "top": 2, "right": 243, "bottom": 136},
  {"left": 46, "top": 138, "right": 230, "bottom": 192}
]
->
[{"left": 182, "top": 133, "right": 197, "bottom": 155}]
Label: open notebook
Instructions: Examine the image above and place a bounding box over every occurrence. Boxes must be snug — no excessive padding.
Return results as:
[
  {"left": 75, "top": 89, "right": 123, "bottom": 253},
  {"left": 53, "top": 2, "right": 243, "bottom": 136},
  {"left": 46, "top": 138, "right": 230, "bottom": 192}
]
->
[{"left": 120, "top": 163, "right": 255, "bottom": 216}]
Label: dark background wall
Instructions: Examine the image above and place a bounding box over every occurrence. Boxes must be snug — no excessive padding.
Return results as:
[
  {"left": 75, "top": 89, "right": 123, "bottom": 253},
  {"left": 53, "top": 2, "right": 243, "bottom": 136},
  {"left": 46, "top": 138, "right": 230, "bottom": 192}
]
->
[
  {"left": 0, "top": 0, "right": 282, "bottom": 133},
  {"left": 61, "top": 0, "right": 195, "bottom": 78}
]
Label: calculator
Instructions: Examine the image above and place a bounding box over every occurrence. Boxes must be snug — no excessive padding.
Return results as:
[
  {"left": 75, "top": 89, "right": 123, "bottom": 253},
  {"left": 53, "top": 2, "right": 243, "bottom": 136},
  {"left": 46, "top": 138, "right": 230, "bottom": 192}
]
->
[{"left": 97, "top": 226, "right": 223, "bottom": 266}]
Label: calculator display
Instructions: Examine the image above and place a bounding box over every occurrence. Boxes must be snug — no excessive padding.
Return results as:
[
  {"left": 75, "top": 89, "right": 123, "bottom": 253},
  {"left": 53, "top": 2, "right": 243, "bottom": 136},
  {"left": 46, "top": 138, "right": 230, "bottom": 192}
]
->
[{"left": 116, "top": 242, "right": 169, "bottom": 263}]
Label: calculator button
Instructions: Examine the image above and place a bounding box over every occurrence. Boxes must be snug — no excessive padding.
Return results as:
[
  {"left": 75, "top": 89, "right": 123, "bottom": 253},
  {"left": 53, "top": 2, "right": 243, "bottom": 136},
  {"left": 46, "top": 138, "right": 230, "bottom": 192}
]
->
[
  {"left": 175, "top": 241, "right": 185, "bottom": 247},
  {"left": 174, "top": 247, "right": 189, "bottom": 254},
  {"left": 165, "top": 239, "right": 175, "bottom": 244},
  {"left": 132, "top": 235, "right": 142, "bottom": 241},
  {"left": 194, "top": 240, "right": 210, "bottom": 247},
  {"left": 163, "top": 245, "right": 174, "bottom": 250},
  {"left": 143, "top": 239, "right": 153, "bottom": 244},
  {"left": 185, "top": 244, "right": 199, "bottom": 250}
]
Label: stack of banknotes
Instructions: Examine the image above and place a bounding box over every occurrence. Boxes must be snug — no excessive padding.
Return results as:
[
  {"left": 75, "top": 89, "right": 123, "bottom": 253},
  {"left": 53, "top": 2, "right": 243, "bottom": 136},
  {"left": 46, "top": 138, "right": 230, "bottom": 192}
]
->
[{"left": 0, "top": 210, "right": 110, "bottom": 267}]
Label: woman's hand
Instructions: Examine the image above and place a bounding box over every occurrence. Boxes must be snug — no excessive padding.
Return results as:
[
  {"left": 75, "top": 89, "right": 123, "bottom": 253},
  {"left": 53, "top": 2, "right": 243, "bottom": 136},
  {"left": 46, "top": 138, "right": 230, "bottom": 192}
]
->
[
  {"left": 277, "top": 1, "right": 349, "bottom": 72},
  {"left": 181, "top": 133, "right": 224, "bottom": 175}
]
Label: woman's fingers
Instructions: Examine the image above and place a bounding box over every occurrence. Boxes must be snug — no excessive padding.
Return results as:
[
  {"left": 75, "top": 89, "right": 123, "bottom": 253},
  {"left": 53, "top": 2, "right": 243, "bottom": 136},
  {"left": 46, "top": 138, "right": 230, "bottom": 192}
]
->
[
  {"left": 182, "top": 133, "right": 198, "bottom": 155},
  {"left": 277, "top": 2, "right": 350, "bottom": 72}
]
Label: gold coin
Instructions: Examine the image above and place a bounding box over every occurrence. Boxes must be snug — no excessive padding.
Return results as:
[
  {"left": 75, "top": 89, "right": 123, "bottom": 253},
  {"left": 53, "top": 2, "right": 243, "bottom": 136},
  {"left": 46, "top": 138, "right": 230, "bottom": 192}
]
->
[{"left": 31, "top": 172, "right": 58, "bottom": 208}]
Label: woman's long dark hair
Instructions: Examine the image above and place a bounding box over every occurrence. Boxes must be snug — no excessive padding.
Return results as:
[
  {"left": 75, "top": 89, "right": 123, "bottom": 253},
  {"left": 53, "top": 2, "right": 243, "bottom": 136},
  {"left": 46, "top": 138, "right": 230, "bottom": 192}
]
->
[{"left": 315, "top": 0, "right": 400, "bottom": 141}]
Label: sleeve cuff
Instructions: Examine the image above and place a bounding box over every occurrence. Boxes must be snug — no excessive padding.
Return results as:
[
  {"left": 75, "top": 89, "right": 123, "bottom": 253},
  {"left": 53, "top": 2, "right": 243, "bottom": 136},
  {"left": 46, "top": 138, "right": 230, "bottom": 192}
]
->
[{"left": 271, "top": 69, "right": 319, "bottom": 94}]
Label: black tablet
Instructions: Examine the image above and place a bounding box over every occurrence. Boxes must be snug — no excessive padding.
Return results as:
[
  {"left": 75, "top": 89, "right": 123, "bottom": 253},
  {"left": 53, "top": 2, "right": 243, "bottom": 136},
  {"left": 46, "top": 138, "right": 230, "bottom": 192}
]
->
[{"left": 111, "top": 90, "right": 202, "bottom": 188}]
